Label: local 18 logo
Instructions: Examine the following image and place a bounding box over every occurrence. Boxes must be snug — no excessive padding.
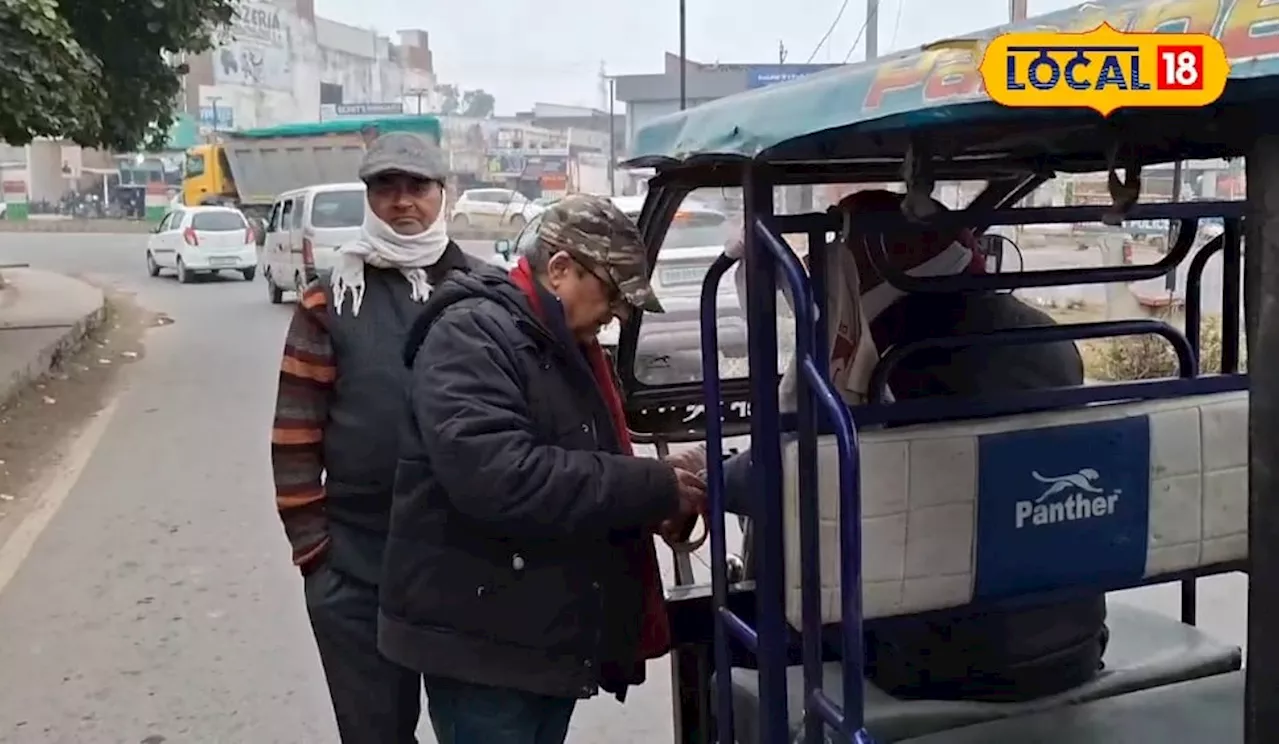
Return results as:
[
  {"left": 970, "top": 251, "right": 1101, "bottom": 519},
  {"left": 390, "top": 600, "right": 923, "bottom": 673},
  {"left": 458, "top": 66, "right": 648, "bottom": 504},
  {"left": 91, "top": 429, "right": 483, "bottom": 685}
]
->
[{"left": 979, "top": 23, "right": 1230, "bottom": 116}]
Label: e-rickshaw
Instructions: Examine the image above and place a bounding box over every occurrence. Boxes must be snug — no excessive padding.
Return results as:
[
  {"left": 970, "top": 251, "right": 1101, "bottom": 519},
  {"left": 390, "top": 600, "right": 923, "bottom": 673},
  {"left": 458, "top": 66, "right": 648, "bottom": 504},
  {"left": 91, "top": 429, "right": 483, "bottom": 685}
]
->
[{"left": 614, "top": 1, "right": 1277, "bottom": 742}]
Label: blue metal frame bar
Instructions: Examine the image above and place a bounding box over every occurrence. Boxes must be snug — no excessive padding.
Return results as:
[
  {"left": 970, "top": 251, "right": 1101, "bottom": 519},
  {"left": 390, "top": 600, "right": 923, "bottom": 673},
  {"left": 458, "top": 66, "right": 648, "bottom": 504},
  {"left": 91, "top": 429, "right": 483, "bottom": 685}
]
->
[
  {"left": 1177, "top": 218, "right": 1245, "bottom": 630},
  {"left": 1221, "top": 219, "right": 1243, "bottom": 374},
  {"left": 793, "top": 253, "right": 826, "bottom": 744},
  {"left": 808, "top": 228, "right": 831, "bottom": 367},
  {"left": 699, "top": 168, "right": 873, "bottom": 744},
  {"left": 754, "top": 219, "right": 868, "bottom": 742},
  {"left": 866, "top": 320, "right": 1199, "bottom": 406},
  {"left": 743, "top": 172, "right": 792, "bottom": 744},
  {"left": 847, "top": 374, "right": 1248, "bottom": 430},
  {"left": 766, "top": 375, "right": 1248, "bottom": 437},
  {"left": 1186, "top": 235, "right": 1227, "bottom": 359},
  {"left": 699, "top": 251, "right": 742, "bottom": 744},
  {"left": 851, "top": 200, "right": 1247, "bottom": 231},
  {"left": 861, "top": 218, "right": 1199, "bottom": 293},
  {"left": 766, "top": 178, "right": 1193, "bottom": 239},
  {"left": 1181, "top": 232, "right": 1226, "bottom": 628},
  {"left": 666, "top": 560, "right": 1246, "bottom": 636}
]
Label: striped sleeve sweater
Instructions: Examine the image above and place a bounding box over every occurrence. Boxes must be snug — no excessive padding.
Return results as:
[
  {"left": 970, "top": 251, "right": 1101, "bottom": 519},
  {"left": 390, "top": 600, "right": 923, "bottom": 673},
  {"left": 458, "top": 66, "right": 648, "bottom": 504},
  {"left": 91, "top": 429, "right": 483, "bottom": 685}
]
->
[{"left": 271, "top": 283, "right": 334, "bottom": 570}]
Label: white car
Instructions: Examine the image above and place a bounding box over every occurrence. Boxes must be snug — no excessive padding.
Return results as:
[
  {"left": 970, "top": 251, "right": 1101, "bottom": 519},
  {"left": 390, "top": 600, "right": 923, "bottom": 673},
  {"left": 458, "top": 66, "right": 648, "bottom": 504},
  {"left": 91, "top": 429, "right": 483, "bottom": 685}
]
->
[
  {"left": 146, "top": 206, "right": 257, "bottom": 284},
  {"left": 450, "top": 188, "right": 547, "bottom": 231},
  {"left": 495, "top": 195, "right": 744, "bottom": 385}
]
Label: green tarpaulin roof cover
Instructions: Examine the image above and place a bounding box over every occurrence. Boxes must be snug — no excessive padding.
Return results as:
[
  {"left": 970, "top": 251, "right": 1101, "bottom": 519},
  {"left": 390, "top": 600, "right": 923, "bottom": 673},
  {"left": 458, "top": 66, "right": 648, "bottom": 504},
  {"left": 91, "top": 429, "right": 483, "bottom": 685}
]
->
[
  {"left": 625, "top": 0, "right": 1279, "bottom": 166},
  {"left": 231, "top": 115, "right": 442, "bottom": 143}
]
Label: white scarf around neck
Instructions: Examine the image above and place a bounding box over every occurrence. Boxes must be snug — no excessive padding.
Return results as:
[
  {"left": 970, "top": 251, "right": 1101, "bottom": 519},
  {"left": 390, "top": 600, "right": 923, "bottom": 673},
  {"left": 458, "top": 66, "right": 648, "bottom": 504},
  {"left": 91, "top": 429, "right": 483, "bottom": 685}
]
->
[
  {"left": 859, "top": 241, "right": 974, "bottom": 324},
  {"left": 331, "top": 207, "right": 450, "bottom": 316}
]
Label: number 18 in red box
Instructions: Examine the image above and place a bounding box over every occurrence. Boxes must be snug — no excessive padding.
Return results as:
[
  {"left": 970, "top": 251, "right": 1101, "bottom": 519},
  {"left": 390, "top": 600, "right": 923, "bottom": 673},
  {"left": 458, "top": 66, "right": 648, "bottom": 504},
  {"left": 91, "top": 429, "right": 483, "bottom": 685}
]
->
[{"left": 1157, "top": 45, "right": 1205, "bottom": 90}]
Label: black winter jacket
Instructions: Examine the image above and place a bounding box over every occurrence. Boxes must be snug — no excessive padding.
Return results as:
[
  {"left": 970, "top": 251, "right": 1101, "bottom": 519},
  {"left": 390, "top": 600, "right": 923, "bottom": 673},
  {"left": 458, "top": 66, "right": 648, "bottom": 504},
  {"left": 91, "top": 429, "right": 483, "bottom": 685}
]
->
[{"left": 377, "top": 265, "right": 680, "bottom": 700}]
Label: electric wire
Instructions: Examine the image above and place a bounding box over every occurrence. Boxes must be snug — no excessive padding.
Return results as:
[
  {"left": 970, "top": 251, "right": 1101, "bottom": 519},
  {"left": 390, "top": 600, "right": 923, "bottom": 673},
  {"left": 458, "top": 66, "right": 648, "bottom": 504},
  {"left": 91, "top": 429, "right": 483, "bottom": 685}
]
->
[
  {"left": 840, "top": 12, "right": 871, "bottom": 63},
  {"left": 806, "top": 0, "right": 852, "bottom": 63},
  {"left": 889, "top": 0, "right": 906, "bottom": 51}
]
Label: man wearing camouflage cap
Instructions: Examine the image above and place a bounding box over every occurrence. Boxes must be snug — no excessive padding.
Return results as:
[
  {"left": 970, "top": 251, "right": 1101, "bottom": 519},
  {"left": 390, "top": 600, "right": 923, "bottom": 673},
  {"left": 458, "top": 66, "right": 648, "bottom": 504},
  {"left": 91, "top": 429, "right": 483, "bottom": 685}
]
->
[{"left": 379, "top": 194, "right": 705, "bottom": 742}]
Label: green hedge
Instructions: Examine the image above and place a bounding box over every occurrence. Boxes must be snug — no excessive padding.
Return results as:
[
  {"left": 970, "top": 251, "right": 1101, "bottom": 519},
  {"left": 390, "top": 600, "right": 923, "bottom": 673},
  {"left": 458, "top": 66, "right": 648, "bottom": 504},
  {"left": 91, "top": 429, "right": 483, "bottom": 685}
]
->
[{"left": 1082, "top": 314, "right": 1247, "bottom": 381}]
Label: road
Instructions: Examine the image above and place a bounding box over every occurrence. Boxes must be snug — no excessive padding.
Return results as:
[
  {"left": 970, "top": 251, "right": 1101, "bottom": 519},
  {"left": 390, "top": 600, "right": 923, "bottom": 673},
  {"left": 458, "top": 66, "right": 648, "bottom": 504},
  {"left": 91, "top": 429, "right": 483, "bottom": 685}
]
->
[{"left": 0, "top": 233, "right": 1246, "bottom": 744}]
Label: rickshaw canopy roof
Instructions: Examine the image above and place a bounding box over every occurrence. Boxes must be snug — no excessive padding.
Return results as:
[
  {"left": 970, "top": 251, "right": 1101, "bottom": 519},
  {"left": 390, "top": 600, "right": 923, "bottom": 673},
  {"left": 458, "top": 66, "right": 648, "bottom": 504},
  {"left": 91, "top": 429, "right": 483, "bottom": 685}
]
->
[{"left": 624, "top": 0, "right": 1278, "bottom": 174}]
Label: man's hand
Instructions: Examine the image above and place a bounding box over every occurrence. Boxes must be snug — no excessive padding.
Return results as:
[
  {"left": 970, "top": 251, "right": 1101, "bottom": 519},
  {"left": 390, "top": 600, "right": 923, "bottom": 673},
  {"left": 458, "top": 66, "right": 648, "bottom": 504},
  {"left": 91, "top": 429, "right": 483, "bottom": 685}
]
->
[
  {"left": 660, "top": 468, "right": 706, "bottom": 545},
  {"left": 664, "top": 443, "right": 707, "bottom": 475},
  {"left": 674, "top": 467, "right": 706, "bottom": 518}
]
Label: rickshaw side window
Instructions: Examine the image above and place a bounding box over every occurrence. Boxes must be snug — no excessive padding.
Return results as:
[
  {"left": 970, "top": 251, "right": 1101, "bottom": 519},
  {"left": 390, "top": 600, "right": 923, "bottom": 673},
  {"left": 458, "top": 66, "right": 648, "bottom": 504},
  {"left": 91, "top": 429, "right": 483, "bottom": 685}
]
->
[{"left": 632, "top": 187, "right": 797, "bottom": 387}]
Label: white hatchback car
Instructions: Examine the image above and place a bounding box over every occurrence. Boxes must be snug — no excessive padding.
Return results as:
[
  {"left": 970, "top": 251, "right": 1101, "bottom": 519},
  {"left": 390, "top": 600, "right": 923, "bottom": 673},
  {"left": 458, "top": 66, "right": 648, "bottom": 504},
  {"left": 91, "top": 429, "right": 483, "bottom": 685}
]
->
[
  {"left": 146, "top": 206, "right": 257, "bottom": 284},
  {"left": 450, "top": 188, "right": 547, "bottom": 231}
]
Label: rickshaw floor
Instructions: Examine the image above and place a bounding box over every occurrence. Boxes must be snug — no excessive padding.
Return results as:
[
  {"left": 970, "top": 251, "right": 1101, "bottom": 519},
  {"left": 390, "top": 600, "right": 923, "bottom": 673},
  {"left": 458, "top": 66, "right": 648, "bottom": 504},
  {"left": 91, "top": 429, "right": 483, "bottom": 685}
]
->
[{"left": 900, "top": 669, "right": 1244, "bottom": 743}]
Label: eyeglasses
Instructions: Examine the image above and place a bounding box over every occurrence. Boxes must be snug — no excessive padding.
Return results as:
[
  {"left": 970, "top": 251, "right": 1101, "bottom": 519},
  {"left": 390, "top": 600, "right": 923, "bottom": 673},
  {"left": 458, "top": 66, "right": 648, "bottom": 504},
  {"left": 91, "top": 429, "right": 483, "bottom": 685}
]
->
[{"left": 569, "top": 253, "right": 630, "bottom": 321}]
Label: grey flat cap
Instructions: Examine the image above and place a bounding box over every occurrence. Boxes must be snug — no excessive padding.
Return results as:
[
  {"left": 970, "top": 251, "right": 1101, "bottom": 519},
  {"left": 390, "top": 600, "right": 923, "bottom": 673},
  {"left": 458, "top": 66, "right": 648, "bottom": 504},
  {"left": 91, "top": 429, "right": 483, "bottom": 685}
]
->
[{"left": 358, "top": 132, "right": 447, "bottom": 183}]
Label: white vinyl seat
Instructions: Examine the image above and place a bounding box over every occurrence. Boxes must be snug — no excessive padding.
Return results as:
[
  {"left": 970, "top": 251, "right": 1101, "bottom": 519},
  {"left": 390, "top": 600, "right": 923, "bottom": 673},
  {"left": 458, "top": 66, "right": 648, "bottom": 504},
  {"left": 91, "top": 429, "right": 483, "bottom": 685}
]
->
[{"left": 780, "top": 392, "right": 1249, "bottom": 624}]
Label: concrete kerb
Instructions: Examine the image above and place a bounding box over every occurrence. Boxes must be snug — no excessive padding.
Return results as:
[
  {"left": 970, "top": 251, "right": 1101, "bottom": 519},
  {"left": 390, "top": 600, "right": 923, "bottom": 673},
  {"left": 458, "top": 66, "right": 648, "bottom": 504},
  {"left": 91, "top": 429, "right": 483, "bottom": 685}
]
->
[
  {"left": 0, "top": 276, "right": 108, "bottom": 409},
  {"left": 0, "top": 219, "right": 154, "bottom": 235}
]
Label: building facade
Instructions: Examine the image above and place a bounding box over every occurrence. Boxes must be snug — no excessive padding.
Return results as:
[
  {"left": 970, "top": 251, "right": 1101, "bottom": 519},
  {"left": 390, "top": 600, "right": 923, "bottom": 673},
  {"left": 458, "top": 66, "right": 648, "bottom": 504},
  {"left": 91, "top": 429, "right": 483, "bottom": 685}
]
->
[
  {"left": 180, "top": 0, "right": 436, "bottom": 133},
  {"left": 613, "top": 53, "right": 837, "bottom": 152}
]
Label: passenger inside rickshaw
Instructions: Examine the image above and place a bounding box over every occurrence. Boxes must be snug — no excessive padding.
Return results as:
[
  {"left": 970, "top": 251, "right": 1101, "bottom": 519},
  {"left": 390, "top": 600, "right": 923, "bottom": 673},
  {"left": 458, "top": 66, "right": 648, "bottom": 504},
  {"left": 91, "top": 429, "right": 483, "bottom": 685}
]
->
[
  {"left": 642, "top": 173, "right": 1252, "bottom": 742},
  {"left": 693, "top": 181, "right": 1249, "bottom": 744},
  {"left": 704, "top": 189, "right": 1108, "bottom": 705}
]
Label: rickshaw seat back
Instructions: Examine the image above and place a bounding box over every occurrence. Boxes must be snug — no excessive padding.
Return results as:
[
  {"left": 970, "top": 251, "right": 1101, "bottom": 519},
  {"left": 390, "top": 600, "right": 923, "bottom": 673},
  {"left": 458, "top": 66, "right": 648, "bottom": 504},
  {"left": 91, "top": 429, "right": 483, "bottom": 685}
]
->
[
  {"left": 723, "top": 602, "right": 1241, "bottom": 743},
  {"left": 781, "top": 390, "right": 1249, "bottom": 626}
]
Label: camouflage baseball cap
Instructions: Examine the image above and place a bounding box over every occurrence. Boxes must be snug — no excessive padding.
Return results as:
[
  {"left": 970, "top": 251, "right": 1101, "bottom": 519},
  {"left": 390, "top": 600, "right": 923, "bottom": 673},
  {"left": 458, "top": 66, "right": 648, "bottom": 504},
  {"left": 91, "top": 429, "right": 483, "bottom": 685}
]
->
[{"left": 538, "top": 194, "right": 664, "bottom": 314}]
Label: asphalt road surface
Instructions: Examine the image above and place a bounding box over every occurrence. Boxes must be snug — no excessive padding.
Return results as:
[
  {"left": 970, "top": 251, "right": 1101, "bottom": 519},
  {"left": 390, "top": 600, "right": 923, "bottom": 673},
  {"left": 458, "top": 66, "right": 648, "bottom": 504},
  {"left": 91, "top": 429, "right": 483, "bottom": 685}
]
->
[{"left": 0, "top": 233, "right": 1246, "bottom": 744}]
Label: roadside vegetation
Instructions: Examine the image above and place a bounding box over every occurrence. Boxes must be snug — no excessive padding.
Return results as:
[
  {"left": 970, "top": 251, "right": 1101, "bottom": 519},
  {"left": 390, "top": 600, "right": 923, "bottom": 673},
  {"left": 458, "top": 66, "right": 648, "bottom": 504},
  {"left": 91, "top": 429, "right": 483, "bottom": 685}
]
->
[
  {"left": 0, "top": 0, "right": 234, "bottom": 150},
  {"left": 1079, "top": 313, "right": 1246, "bottom": 381}
]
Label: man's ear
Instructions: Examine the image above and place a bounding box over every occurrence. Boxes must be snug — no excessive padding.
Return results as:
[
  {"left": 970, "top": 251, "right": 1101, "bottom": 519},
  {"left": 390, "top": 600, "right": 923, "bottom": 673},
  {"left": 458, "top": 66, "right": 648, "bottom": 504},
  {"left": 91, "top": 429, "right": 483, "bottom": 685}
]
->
[{"left": 545, "top": 250, "right": 573, "bottom": 279}]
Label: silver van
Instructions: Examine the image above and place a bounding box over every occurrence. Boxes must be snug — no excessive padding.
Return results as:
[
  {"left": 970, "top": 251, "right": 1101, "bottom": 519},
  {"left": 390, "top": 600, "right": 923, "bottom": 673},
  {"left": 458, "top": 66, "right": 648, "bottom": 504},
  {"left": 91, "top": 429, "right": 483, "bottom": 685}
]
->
[{"left": 261, "top": 182, "right": 366, "bottom": 304}]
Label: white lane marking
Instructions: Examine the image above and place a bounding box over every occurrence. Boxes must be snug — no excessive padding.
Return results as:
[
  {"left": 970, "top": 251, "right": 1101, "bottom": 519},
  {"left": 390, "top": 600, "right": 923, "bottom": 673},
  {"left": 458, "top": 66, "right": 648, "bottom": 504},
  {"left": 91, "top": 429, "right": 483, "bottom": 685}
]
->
[{"left": 0, "top": 397, "right": 121, "bottom": 595}]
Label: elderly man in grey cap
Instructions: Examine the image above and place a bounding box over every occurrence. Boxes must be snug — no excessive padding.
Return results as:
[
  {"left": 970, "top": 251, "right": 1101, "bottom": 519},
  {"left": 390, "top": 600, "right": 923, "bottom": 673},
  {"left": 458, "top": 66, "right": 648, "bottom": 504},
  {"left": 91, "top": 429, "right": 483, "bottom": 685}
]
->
[{"left": 270, "top": 131, "right": 480, "bottom": 742}]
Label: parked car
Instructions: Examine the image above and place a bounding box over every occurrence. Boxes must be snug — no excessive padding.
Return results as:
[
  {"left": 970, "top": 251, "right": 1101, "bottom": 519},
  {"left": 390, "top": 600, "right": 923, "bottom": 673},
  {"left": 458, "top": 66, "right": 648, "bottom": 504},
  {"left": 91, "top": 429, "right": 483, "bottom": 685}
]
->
[
  {"left": 494, "top": 195, "right": 745, "bottom": 385},
  {"left": 260, "top": 182, "right": 365, "bottom": 305},
  {"left": 450, "top": 188, "right": 546, "bottom": 231},
  {"left": 145, "top": 206, "right": 257, "bottom": 284}
]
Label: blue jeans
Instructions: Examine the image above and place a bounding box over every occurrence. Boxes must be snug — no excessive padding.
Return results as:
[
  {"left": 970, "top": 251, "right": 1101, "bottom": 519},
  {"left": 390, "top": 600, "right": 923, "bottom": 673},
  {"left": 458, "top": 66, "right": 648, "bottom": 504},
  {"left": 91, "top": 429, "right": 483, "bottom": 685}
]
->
[{"left": 424, "top": 676, "right": 577, "bottom": 744}]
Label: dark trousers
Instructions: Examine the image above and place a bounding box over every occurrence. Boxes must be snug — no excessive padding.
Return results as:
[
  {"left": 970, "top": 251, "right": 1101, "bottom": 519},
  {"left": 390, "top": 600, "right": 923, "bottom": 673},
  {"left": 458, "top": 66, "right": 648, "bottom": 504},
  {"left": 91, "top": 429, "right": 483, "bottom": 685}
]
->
[
  {"left": 423, "top": 676, "right": 577, "bottom": 744},
  {"left": 305, "top": 564, "right": 423, "bottom": 743}
]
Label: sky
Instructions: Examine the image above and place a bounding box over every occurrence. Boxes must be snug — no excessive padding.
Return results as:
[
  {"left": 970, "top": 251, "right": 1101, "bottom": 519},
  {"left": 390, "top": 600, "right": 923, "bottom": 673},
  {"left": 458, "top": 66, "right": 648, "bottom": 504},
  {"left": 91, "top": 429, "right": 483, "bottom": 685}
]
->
[{"left": 312, "top": 0, "right": 1086, "bottom": 114}]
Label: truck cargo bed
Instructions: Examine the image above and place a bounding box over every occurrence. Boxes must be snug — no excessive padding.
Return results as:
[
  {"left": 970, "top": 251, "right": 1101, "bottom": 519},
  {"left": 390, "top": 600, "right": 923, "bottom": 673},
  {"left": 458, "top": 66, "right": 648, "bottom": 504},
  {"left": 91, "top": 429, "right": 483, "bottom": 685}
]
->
[{"left": 223, "top": 134, "right": 368, "bottom": 207}]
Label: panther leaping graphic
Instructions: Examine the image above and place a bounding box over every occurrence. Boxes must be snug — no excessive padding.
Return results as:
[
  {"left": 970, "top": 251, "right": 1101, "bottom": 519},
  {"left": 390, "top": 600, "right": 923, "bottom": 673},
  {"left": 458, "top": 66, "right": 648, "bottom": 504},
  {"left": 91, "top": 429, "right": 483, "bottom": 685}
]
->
[{"left": 1032, "top": 468, "right": 1104, "bottom": 502}]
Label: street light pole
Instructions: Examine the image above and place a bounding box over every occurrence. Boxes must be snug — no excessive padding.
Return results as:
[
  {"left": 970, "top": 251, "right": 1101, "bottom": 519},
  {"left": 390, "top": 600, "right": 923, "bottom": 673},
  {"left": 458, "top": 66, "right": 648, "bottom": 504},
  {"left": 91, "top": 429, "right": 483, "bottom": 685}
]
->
[
  {"left": 678, "top": 0, "right": 687, "bottom": 110},
  {"left": 608, "top": 77, "right": 617, "bottom": 196},
  {"left": 207, "top": 96, "right": 223, "bottom": 137},
  {"left": 865, "top": 0, "right": 880, "bottom": 60}
]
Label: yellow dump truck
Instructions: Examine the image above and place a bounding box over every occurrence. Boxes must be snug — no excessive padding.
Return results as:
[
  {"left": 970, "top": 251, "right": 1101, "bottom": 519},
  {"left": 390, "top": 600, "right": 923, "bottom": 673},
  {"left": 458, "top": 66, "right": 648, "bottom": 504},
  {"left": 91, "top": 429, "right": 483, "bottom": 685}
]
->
[{"left": 181, "top": 116, "right": 443, "bottom": 220}]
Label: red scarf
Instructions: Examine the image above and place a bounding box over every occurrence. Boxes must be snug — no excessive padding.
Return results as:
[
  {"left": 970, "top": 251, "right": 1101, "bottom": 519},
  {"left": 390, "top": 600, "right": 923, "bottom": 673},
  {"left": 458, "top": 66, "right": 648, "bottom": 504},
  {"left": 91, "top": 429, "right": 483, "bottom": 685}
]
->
[{"left": 508, "top": 257, "right": 671, "bottom": 678}]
